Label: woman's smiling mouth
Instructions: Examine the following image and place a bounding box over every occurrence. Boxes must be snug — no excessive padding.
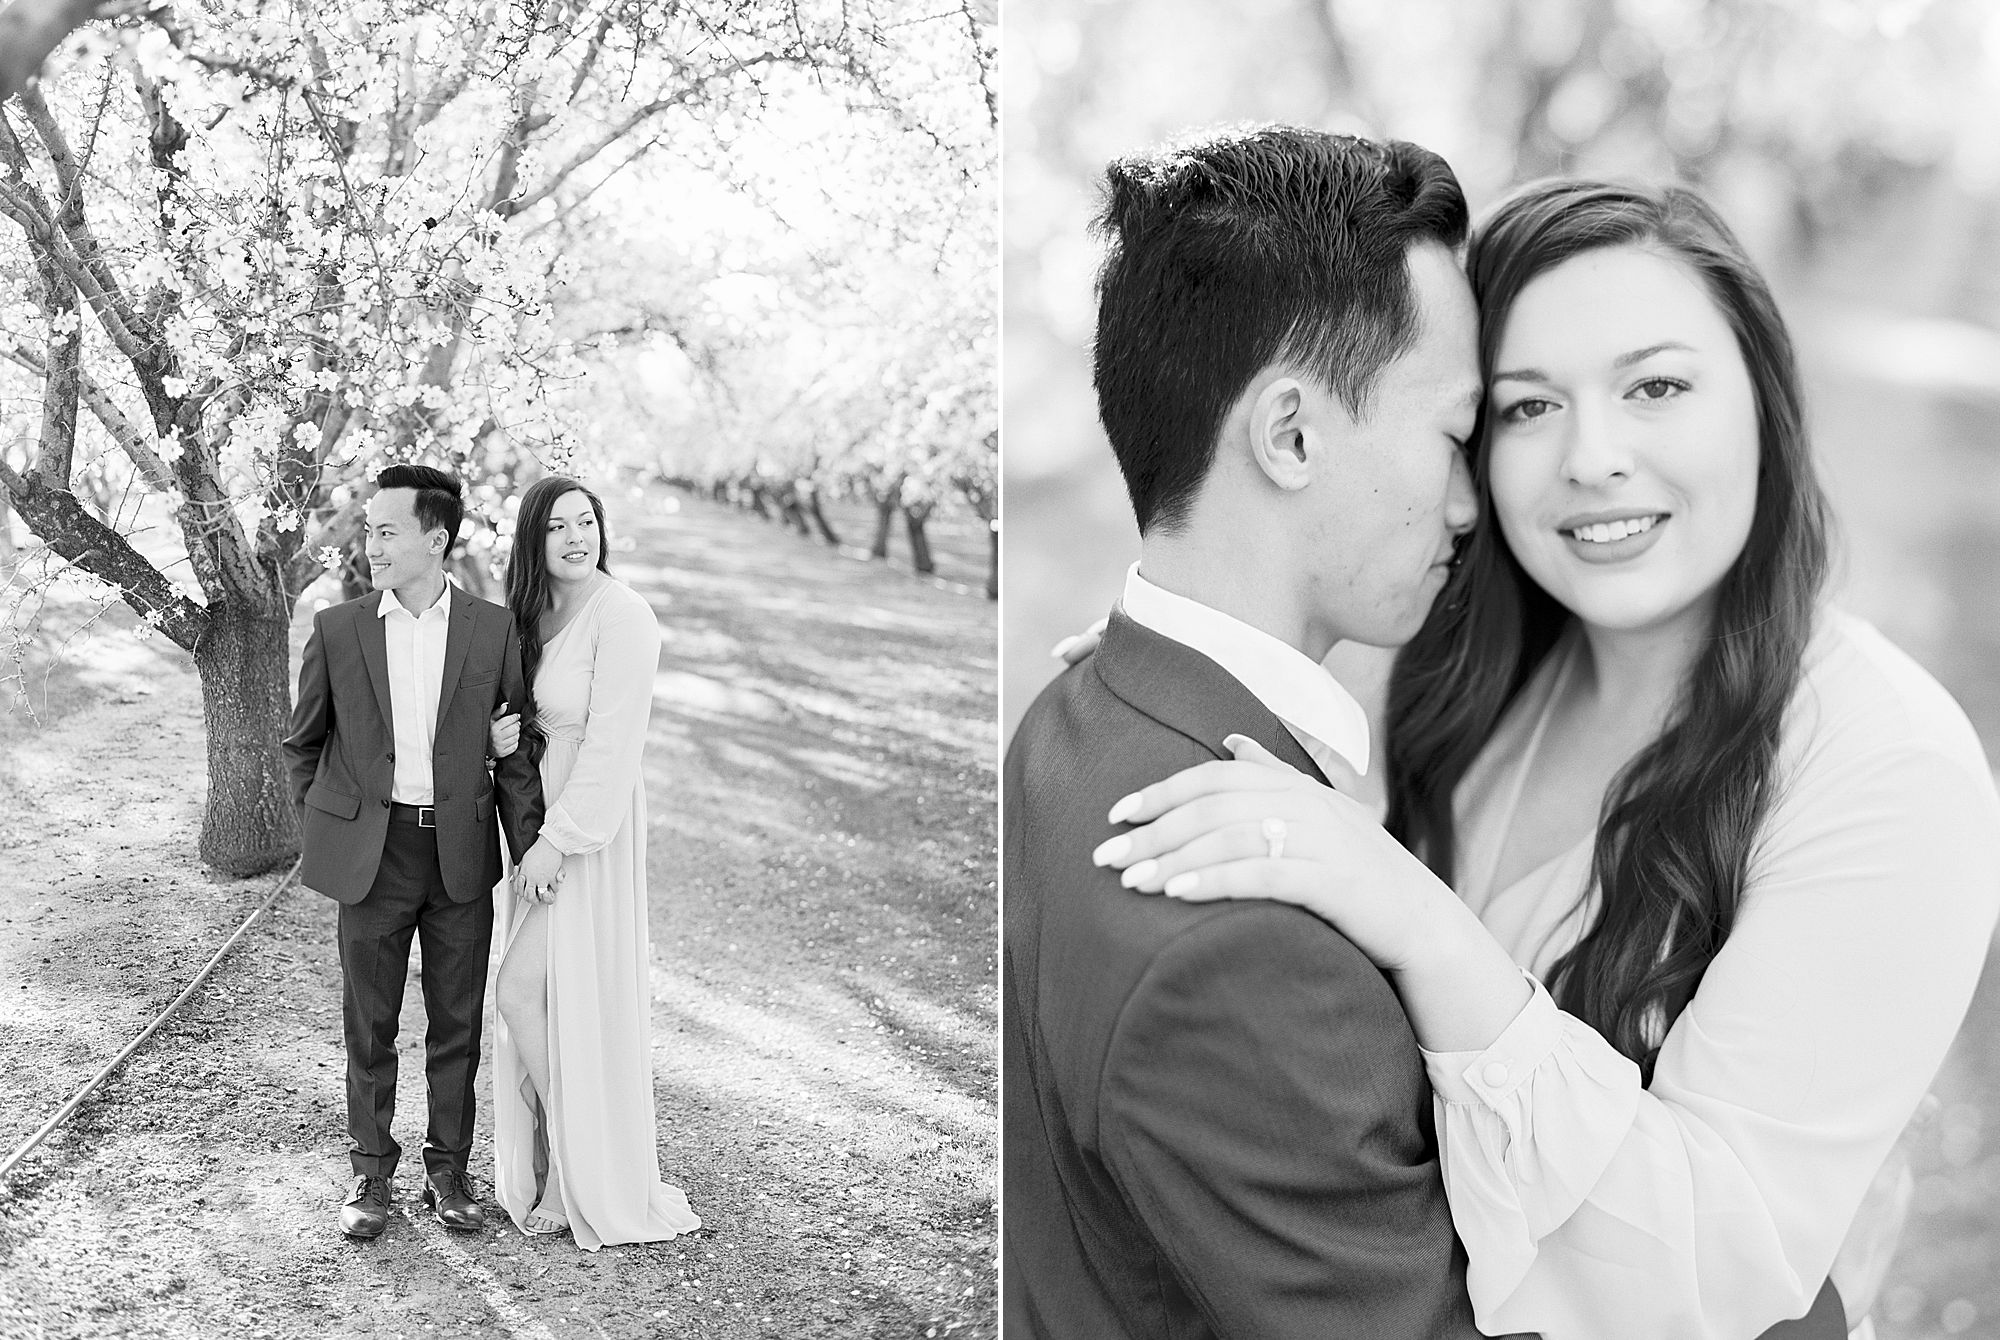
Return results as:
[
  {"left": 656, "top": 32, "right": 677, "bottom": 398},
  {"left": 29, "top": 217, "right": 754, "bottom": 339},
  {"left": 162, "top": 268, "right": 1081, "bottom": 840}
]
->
[{"left": 1557, "top": 511, "right": 1670, "bottom": 563}]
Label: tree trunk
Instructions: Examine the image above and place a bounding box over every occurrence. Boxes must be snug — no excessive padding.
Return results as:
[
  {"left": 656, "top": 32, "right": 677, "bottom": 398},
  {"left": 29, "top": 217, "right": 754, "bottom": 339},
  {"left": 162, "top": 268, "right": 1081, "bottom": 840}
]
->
[
  {"left": 193, "top": 604, "right": 301, "bottom": 875},
  {"left": 871, "top": 495, "right": 897, "bottom": 559},
  {"left": 985, "top": 517, "right": 998, "bottom": 601},
  {"left": 778, "top": 491, "right": 810, "bottom": 535},
  {"left": 745, "top": 485, "right": 771, "bottom": 520},
  {"left": 339, "top": 546, "right": 369, "bottom": 602},
  {"left": 449, "top": 552, "right": 492, "bottom": 600},
  {"left": 904, "top": 505, "right": 935, "bottom": 575},
  {"left": 806, "top": 494, "right": 841, "bottom": 546}
]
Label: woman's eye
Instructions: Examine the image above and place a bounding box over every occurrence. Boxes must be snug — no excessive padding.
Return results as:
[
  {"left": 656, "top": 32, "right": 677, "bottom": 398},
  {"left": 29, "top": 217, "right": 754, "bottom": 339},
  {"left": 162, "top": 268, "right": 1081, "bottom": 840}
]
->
[
  {"left": 1499, "top": 397, "right": 1555, "bottom": 424},
  {"left": 1630, "top": 376, "right": 1689, "bottom": 402}
]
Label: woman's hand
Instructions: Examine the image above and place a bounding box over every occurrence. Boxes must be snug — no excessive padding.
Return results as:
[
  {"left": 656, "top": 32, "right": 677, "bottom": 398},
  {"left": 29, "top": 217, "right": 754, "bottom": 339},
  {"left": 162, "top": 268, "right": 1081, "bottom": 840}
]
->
[
  {"left": 489, "top": 702, "right": 521, "bottom": 760},
  {"left": 1092, "top": 735, "right": 1459, "bottom": 974},
  {"left": 1050, "top": 616, "right": 1108, "bottom": 666},
  {"left": 513, "top": 837, "right": 563, "bottom": 904},
  {"left": 1096, "top": 735, "right": 1533, "bottom": 1051}
]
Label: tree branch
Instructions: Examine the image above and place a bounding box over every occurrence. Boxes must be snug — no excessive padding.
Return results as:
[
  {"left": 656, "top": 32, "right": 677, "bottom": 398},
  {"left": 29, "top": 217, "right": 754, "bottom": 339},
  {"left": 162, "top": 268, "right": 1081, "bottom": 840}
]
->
[
  {"left": 14, "top": 85, "right": 83, "bottom": 208},
  {"left": 564, "top": 15, "right": 614, "bottom": 107},
  {"left": 5, "top": 347, "right": 177, "bottom": 493},
  {"left": 286, "top": 491, "right": 357, "bottom": 598},
  {"left": 13, "top": 85, "right": 91, "bottom": 486},
  {"left": 498, "top": 52, "right": 783, "bottom": 218},
  {"left": 959, "top": 0, "right": 996, "bottom": 132},
  {"left": 0, "top": 103, "right": 164, "bottom": 409},
  {"left": 0, "top": 455, "right": 209, "bottom": 651}
]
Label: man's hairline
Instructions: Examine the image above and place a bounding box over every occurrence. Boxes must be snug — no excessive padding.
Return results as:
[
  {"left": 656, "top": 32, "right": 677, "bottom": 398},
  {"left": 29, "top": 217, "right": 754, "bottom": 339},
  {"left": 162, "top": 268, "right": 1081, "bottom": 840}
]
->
[
  {"left": 367, "top": 483, "right": 455, "bottom": 546},
  {"left": 1264, "top": 234, "right": 1468, "bottom": 428}
]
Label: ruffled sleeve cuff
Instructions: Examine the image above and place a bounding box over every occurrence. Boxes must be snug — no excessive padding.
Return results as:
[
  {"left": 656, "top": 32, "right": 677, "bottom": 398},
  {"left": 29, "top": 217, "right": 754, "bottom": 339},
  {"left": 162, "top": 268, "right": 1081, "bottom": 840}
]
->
[
  {"left": 539, "top": 801, "right": 605, "bottom": 856},
  {"left": 1419, "top": 974, "right": 1643, "bottom": 1295}
]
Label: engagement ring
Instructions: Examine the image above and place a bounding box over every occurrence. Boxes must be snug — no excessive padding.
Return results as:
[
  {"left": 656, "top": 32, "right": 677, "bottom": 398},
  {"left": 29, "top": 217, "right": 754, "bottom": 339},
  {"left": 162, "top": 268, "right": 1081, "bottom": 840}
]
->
[{"left": 1262, "top": 817, "right": 1286, "bottom": 861}]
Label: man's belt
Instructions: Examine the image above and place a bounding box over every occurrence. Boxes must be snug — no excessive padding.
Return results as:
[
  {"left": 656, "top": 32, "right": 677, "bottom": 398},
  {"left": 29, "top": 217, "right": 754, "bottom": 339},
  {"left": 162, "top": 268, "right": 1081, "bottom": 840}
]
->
[{"left": 388, "top": 802, "right": 436, "bottom": 828}]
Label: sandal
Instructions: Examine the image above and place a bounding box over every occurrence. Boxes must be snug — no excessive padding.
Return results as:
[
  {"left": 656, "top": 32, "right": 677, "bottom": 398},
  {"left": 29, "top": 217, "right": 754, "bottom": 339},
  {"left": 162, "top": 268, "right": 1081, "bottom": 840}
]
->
[{"left": 522, "top": 1204, "right": 570, "bottom": 1236}]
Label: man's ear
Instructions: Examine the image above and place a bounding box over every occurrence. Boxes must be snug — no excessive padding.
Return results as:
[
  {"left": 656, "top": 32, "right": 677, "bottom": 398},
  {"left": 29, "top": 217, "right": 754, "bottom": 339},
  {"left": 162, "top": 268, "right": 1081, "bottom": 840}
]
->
[{"left": 1247, "top": 375, "right": 1313, "bottom": 492}]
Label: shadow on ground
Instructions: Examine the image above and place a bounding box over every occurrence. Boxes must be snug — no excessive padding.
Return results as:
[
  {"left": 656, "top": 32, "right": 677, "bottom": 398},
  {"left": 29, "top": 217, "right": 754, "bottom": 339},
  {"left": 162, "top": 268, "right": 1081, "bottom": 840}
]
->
[{"left": 0, "top": 488, "right": 997, "bottom": 1340}]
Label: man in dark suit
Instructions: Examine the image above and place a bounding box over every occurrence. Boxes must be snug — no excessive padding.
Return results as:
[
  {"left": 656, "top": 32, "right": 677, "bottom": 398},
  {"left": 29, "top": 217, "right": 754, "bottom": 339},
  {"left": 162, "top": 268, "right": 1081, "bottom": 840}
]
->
[
  {"left": 285, "top": 463, "right": 551, "bottom": 1239},
  {"left": 1003, "top": 127, "right": 1490, "bottom": 1336}
]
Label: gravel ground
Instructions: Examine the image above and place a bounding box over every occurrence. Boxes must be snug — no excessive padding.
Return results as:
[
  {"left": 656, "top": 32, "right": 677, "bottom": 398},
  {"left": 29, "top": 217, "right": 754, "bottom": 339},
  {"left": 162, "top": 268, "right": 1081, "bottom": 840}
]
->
[{"left": 0, "top": 489, "right": 997, "bottom": 1340}]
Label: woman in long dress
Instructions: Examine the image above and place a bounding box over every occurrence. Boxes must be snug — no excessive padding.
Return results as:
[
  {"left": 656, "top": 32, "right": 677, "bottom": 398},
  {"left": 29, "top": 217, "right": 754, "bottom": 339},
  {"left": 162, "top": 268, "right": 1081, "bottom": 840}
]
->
[
  {"left": 487, "top": 474, "right": 700, "bottom": 1249},
  {"left": 1088, "top": 181, "right": 2000, "bottom": 1338}
]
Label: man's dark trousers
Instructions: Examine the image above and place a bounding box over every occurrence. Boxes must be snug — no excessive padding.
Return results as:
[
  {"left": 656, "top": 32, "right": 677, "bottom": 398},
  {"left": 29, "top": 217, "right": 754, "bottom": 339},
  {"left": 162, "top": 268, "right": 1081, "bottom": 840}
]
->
[{"left": 339, "top": 815, "right": 490, "bottom": 1180}]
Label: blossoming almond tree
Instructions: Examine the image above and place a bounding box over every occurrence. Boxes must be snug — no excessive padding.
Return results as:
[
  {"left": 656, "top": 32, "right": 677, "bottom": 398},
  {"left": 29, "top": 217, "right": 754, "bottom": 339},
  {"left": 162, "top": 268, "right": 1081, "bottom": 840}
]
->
[
  {"left": 590, "top": 7, "right": 996, "bottom": 594},
  {"left": 0, "top": 0, "right": 986, "bottom": 873}
]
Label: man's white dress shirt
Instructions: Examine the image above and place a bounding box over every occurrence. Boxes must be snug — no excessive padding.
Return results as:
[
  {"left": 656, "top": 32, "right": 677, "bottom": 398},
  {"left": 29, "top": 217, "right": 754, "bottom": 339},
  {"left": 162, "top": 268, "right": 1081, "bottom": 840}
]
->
[
  {"left": 379, "top": 580, "right": 451, "bottom": 807},
  {"left": 1118, "top": 563, "right": 1371, "bottom": 783}
]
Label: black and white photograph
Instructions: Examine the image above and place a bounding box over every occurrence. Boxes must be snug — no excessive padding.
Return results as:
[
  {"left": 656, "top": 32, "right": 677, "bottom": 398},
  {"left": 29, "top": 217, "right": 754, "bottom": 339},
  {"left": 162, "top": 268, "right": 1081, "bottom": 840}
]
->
[
  {"left": 17, "top": 0, "right": 2000, "bottom": 1336},
  {"left": 0, "top": 0, "right": 996, "bottom": 1336},
  {"left": 1003, "top": 3, "right": 2000, "bottom": 1339}
]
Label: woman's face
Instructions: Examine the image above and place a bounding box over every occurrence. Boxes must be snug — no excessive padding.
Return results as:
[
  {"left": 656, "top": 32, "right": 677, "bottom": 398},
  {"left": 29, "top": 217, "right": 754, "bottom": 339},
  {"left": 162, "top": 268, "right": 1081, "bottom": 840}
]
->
[
  {"left": 1485, "top": 244, "right": 1760, "bottom": 642},
  {"left": 542, "top": 489, "right": 600, "bottom": 585}
]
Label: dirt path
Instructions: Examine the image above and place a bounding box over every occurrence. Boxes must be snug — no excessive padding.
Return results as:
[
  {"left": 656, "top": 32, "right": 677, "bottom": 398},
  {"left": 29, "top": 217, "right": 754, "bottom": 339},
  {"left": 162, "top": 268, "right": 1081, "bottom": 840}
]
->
[{"left": 0, "top": 489, "right": 997, "bottom": 1340}]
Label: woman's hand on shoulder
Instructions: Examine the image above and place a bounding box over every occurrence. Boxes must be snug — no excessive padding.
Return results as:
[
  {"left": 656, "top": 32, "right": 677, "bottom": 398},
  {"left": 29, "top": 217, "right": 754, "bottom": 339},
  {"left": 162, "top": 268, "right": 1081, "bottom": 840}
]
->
[
  {"left": 1051, "top": 616, "right": 1108, "bottom": 666},
  {"left": 1092, "top": 735, "right": 1457, "bottom": 973}
]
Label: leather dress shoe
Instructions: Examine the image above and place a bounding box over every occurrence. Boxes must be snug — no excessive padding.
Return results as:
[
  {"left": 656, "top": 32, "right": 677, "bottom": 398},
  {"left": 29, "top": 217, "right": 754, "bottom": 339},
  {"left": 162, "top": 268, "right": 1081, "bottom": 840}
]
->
[
  {"left": 421, "top": 1168, "right": 486, "bottom": 1231},
  {"left": 340, "top": 1175, "right": 391, "bottom": 1238}
]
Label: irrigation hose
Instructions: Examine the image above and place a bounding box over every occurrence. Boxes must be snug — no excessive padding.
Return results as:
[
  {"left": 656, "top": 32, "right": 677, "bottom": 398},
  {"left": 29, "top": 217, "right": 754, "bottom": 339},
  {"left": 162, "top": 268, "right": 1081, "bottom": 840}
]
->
[{"left": 0, "top": 857, "right": 303, "bottom": 1187}]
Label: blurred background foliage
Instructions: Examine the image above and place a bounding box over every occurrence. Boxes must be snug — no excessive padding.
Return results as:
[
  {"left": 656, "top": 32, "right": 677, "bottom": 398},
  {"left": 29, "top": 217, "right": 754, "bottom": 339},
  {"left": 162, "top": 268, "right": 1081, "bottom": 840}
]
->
[{"left": 1003, "top": 1, "right": 2000, "bottom": 1334}]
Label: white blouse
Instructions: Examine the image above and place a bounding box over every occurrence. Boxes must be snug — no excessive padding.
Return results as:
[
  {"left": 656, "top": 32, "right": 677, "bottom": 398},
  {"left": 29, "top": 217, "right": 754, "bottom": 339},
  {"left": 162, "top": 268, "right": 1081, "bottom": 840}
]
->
[{"left": 1426, "top": 610, "right": 2000, "bottom": 1340}]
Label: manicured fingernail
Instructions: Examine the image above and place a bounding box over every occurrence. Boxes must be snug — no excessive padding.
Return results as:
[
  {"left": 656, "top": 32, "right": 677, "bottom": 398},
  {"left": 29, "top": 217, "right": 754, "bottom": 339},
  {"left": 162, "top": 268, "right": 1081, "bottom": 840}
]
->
[
  {"left": 1092, "top": 835, "right": 1131, "bottom": 866},
  {"left": 1120, "top": 860, "right": 1157, "bottom": 889},
  {"left": 1107, "top": 793, "right": 1142, "bottom": 824},
  {"left": 1164, "top": 873, "right": 1200, "bottom": 896},
  {"left": 1223, "top": 734, "right": 1251, "bottom": 753},
  {"left": 1050, "top": 636, "right": 1077, "bottom": 660}
]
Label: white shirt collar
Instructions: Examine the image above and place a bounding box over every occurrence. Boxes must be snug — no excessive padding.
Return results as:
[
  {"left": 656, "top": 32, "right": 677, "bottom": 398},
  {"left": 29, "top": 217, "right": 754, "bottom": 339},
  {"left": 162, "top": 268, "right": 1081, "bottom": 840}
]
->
[
  {"left": 378, "top": 576, "right": 453, "bottom": 620},
  {"left": 1119, "top": 562, "right": 1371, "bottom": 776}
]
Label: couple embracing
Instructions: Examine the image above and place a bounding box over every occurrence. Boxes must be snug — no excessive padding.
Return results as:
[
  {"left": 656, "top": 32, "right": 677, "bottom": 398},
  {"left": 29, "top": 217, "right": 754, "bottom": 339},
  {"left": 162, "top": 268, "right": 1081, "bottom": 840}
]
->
[
  {"left": 1005, "top": 127, "right": 2000, "bottom": 1338},
  {"left": 283, "top": 464, "right": 700, "bottom": 1251}
]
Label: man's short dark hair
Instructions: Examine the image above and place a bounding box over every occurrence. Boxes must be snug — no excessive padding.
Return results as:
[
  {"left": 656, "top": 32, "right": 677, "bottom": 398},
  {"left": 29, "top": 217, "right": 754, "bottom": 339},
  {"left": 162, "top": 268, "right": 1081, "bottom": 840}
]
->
[
  {"left": 374, "top": 463, "right": 465, "bottom": 553},
  {"left": 1092, "top": 125, "right": 1468, "bottom": 535}
]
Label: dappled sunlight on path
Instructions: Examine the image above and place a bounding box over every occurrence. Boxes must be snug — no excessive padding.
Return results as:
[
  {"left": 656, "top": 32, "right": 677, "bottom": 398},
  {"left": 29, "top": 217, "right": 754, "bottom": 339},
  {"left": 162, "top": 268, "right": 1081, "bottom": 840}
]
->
[
  {"left": 628, "top": 488, "right": 997, "bottom": 1332},
  {"left": 0, "top": 486, "right": 997, "bottom": 1340}
]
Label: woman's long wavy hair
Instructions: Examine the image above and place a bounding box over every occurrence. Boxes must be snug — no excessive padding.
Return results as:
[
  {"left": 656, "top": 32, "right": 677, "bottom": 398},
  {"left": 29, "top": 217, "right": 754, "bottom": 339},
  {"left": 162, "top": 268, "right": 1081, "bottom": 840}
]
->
[
  {"left": 504, "top": 475, "right": 612, "bottom": 762},
  {"left": 1385, "top": 180, "right": 1831, "bottom": 1082}
]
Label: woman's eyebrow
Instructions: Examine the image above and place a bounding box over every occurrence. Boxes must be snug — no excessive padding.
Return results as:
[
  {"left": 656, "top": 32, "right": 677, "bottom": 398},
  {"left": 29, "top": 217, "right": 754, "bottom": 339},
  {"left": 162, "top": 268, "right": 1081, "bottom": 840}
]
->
[
  {"left": 1614, "top": 340, "right": 1696, "bottom": 369},
  {"left": 1491, "top": 340, "right": 1698, "bottom": 386}
]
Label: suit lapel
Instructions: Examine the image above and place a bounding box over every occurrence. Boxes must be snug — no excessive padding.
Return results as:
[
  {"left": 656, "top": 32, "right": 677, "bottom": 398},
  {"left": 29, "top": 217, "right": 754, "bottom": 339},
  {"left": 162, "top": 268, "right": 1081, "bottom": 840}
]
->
[
  {"left": 356, "top": 591, "right": 395, "bottom": 732},
  {"left": 435, "top": 589, "right": 476, "bottom": 726},
  {"left": 1092, "top": 608, "right": 1332, "bottom": 787}
]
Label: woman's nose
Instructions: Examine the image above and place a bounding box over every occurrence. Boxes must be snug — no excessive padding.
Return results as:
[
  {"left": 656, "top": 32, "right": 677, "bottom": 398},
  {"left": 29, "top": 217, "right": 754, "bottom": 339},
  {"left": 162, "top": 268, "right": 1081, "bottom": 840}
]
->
[{"left": 1560, "top": 400, "right": 1633, "bottom": 486}]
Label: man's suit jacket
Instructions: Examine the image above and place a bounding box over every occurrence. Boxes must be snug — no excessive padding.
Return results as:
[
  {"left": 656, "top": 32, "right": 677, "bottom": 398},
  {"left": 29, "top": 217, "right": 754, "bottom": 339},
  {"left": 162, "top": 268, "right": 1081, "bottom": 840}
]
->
[
  {"left": 283, "top": 586, "right": 544, "bottom": 905},
  {"left": 1003, "top": 609, "right": 1483, "bottom": 1340}
]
